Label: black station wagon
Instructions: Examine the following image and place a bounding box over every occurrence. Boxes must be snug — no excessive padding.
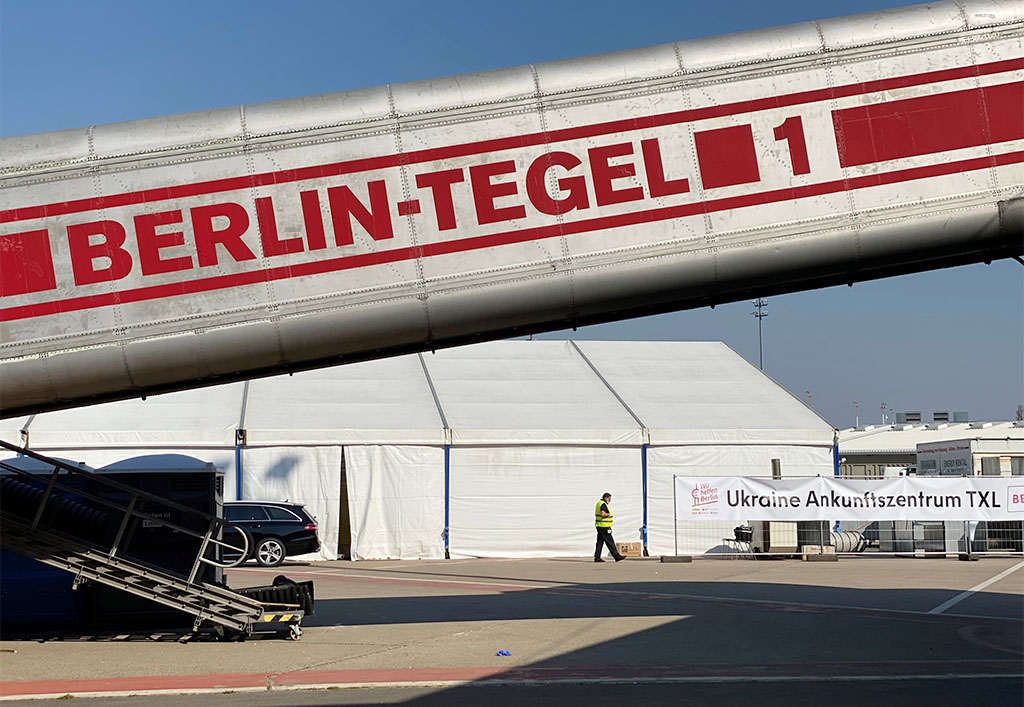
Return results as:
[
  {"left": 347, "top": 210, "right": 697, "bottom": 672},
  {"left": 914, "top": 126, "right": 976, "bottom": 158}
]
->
[{"left": 222, "top": 501, "right": 320, "bottom": 567}]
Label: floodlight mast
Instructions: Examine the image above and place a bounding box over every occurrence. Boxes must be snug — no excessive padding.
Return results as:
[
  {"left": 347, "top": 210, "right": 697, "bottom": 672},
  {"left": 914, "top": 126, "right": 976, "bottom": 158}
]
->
[{"left": 751, "top": 299, "right": 768, "bottom": 370}]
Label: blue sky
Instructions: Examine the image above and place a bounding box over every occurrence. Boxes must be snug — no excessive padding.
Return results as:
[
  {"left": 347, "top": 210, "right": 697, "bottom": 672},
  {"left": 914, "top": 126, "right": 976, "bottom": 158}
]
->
[{"left": 1, "top": 0, "right": 1021, "bottom": 428}]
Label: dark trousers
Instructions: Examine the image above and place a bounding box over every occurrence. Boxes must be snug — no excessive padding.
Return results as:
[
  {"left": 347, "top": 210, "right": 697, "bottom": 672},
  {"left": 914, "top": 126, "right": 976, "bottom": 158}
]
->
[{"left": 595, "top": 526, "right": 620, "bottom": 560}]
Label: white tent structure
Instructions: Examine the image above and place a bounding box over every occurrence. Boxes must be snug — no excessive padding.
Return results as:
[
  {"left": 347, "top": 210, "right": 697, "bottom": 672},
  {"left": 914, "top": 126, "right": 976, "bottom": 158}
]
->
[{"left": 1, "top": 341, "right": 835, "bottom": 559}]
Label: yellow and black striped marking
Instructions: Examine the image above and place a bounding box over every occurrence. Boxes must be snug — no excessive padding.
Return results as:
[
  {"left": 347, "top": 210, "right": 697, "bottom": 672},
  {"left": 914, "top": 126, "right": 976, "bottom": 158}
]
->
[{"left": 260, "top": 612, "right": 301, "bottom": 623}]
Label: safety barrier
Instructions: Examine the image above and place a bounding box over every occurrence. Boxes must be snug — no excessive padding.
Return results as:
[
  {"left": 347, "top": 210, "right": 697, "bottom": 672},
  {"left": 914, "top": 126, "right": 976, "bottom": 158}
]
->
[{"left": 670, "top": 474, "right": 1024, "bottom": 559}]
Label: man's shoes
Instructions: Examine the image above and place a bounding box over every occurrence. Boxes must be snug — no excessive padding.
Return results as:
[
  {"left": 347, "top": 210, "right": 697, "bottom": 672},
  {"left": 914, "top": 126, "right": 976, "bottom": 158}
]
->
[
  {"left": 614, "top": 555, "right": 625, "bottom": 562},
  {"left": 594, "top": 558, "right": 605, "bottom": 563}
]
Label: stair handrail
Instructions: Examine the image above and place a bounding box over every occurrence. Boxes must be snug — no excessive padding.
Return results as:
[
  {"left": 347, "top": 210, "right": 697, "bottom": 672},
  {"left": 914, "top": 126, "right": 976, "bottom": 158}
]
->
[{"left": 0, "top": 440, "right": 250, "bottom": 583}]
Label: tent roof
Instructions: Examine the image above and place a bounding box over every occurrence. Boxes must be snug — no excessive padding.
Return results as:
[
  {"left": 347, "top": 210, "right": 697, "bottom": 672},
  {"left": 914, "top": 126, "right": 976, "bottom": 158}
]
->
[
  {"left": 575, "top": 341, "right": 833, "bottom": 445},
  {"left": 13, "top": 384, "right": 245, "bottom": 448},
  {"left": 423, "top": 340, "right": 643, "bottom": 445},
  {"left": 12, "top": 341, "right": 834, "bottom": 448},
  {"left": 243, "top": 355, "right": 445, "bottom": 445}
]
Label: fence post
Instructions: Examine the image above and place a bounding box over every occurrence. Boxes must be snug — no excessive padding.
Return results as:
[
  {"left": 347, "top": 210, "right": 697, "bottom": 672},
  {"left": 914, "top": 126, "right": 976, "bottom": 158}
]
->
[{"left": 672, "top": 475, "right": 678, "bottom": 558}]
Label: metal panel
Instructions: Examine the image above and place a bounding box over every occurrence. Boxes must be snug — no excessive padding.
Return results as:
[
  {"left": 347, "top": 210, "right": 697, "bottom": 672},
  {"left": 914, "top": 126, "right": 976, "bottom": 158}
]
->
[{"left": 1, "top": 1, "right": 1022, "bottom": 417}]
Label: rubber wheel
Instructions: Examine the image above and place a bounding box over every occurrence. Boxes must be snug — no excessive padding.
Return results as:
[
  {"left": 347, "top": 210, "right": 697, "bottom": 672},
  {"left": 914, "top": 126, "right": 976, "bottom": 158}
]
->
[{"left": 255, "top": 537, "right": 286, "bottom": 567}]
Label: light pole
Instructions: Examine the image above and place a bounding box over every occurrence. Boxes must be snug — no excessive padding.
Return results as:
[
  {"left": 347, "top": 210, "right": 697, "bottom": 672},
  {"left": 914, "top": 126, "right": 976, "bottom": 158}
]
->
[
  {"left": 854, "top": 401, "right": 859, "bottom": 428},
  {"left": 751, "top": 299, "right": 768, "bottom": 370}
]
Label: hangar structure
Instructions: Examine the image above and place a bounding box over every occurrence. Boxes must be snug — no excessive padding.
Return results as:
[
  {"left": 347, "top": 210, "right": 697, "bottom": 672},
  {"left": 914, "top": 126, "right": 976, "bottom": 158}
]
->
[{"left": 1, "top": 341, "right": 834, "bottom": 560}]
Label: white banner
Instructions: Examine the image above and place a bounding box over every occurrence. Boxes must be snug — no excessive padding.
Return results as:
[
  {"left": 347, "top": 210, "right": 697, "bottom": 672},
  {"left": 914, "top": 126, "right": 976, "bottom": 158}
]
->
[{"left": 675, "top": 476, "right": 1024, "bottom": 521}]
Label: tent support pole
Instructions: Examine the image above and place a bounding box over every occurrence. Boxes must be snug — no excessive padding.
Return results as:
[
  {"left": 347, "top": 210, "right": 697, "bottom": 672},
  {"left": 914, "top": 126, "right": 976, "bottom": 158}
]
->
[
  {"left": 444, "top": 444, "right": 450, "bottom": 559},
  {"left": 234, "top": 429, "right": 245, "bottom": 501},
  {"left": 833, "top": 429, "right": 840, "bottom": 532},
  {"left": 673, "top": 474, "right": 678, "bottom": 558},
  {"left": 642, "top": 444, "right": 649, "bottom": 556}
]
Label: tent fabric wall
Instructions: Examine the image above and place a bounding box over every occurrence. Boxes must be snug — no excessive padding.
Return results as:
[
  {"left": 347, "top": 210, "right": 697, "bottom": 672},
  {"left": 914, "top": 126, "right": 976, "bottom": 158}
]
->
[
  {"left": 239, "top": 446, "right": 343, "bottom": 561},
  {"left": 345, "top": 445, "right": 445, "bottom": 560},
  {"left": 3, "top": 341, "right": 836, "bottom": 561},
  {"left": 448, "top": 446, "right": 643, "bottom": 558},
  {"left": 646, "top": 444, "right": 834, "bottom": 556}
]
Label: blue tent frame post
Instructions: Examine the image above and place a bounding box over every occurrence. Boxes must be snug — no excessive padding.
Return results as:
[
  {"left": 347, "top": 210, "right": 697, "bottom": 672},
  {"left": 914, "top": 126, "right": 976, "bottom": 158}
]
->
[
  {"left": 642, "top": 443, "right": 649, "bottom": 556},
  {"left": 234, "top": 430, "right": 244, "bottom": 501},
  {"left": 444, "top": 444, "right": 451, "bottom": 559}
]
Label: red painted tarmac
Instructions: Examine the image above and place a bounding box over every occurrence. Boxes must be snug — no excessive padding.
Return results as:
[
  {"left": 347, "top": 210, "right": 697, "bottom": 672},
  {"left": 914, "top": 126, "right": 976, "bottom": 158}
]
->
[{"left": 4, "top": 659, "right": 1023, "bottom": 699}]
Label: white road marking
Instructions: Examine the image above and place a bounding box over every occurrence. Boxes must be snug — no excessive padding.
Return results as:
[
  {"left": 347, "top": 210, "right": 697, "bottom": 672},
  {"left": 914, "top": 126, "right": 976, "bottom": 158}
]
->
[
  {"left": 927, "top": 560, "right": 1024, "bottom": 615},
  {"left": 4, "top": 673, "right": 1020, "bottom": 701}
]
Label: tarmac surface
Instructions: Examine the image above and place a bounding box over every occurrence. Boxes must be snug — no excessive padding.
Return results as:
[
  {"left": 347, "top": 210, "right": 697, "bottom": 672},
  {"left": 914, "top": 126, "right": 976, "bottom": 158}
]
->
[{"left": 1, "top": 555, "right": 1021, "bottom": 705}]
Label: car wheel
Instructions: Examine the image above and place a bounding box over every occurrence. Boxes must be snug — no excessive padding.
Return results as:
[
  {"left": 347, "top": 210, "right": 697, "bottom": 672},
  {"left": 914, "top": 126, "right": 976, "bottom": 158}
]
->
[{"left": 255, "top": 537, "right": 286, "bottom": 567}]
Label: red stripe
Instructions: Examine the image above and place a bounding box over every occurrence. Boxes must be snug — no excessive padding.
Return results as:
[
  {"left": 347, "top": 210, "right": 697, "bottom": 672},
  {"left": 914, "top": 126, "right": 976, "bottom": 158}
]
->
[
  {"left": 1, "top": 58, "right": 1021, "bottom": 225},
  {"left": 835, "top": 82, "right": 1024, "bottom": 166},
  {"left": 3, "top": 660, "right": 1021, "bottom": 696},
  {"left": 3, "top": 150, "right": 1019, "bottom": 323}
]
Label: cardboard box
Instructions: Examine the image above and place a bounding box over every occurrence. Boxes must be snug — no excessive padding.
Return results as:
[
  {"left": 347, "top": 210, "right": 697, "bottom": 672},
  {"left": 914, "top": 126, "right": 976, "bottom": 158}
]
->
[
  {"left": 616, "top": 542, "right": 643, "bottom": 557},
  {"left": 799, "top": 545, "right": 835, "bottom": 554}
]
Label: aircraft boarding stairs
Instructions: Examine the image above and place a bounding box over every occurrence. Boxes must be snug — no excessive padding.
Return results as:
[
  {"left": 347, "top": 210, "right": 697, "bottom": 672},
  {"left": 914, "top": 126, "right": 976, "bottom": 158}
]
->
[{"left": 0, "top": 440, "right": 266, "bottom": 634}]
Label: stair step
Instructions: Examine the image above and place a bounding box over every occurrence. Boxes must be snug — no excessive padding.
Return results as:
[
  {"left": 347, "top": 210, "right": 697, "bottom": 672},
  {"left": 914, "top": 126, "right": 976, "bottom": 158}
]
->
[{"left": 2, "top": 452, "right": 269, "bottom": 634}]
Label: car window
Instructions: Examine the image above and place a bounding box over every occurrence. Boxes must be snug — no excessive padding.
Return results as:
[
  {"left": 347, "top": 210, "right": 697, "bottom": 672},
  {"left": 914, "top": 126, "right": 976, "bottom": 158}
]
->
[
  {"left": 264, "top": 506, "right": 300, "bottom": 521},
  {"left": 225, "top": 505, "right": 269, "bottom": 521}
]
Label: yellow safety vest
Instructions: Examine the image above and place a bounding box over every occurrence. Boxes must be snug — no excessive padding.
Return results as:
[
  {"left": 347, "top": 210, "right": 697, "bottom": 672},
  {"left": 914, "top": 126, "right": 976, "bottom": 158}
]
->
[{"left": 595, "top": 500, "right": 613, "bottom": 528}]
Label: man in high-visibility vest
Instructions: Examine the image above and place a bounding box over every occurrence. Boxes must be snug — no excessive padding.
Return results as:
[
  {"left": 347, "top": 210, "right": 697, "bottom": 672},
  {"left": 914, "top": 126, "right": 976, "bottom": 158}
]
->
[{"left": 594, "top": 492, "right": 625, "bottom": 562}]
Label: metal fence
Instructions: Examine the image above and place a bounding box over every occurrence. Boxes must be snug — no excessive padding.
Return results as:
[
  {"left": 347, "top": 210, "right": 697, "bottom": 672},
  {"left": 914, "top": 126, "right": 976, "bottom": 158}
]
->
[{"left": 670, "top": 475, "right": 1024, "bottom": 559}]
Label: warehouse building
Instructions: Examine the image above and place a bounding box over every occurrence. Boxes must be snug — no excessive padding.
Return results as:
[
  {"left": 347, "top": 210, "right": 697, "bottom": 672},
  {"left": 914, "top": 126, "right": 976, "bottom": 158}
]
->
[
  {"left": 838, "top": 420, "right": 1024, "bottom": 478},
  {"left": 1, "top": 341, "right": 834, "bottom": 560},
  {"left": 837, "top": 420, "right": 1024, "bottom": 554}
]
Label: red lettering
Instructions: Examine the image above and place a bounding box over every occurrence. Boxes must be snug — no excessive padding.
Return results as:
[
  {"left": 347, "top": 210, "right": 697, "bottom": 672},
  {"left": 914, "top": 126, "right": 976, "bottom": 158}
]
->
[
  {"left": 695, "top": 125, "right": 760, "bottom": 189},
  {"left": 191, "top": 203, "right": 256, "bottom": 267},
  {"left": 415, "top": 168, "right": 464, "bottom": 231},
  {"left": 774, "top": 116, "right": 810, "bottom": 175},
  {"left": 256, "top": 197, "right": 304, "bottom": 257},
  {"left": 67, "top": 220, "right": 133, "bottom": 285},
  {"left": 589, "top": 143, "right": 644, "bottom": 206},
  {"left": 327, "top": 180, "right": 394, "bottom": 246},
  {"left": 526, "top": 152, "right": 590, "bottom": 215},
  {"left": 135, "top": 210, "right": 192, "bottom": 275},
  {"left": 1013, "top": 494, "right": 1023, "bottom": 503},
  {"left": 300, "top": 190, "right": 327, "bottom": 250},
  {"left": 641, "top": 138, "right": 690, "bottom": 198},
  {"left": 470, "top": 161, "right": 526, "bottom": 225},
  {"left": 0, "top": 229, "right": 57, "bottom": 296}
]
